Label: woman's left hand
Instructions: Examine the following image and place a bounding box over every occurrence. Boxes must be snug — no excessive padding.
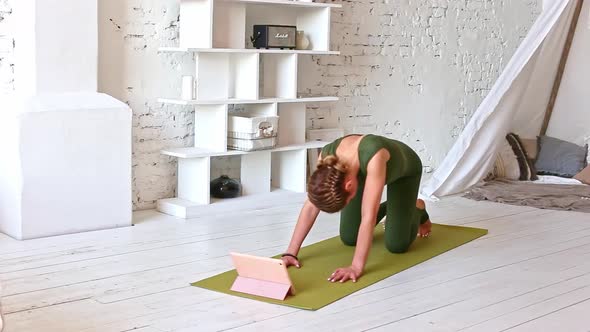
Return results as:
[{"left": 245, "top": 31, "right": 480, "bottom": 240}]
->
[{"left": 328, "top": 266, "right": 362, "bottom": 283}]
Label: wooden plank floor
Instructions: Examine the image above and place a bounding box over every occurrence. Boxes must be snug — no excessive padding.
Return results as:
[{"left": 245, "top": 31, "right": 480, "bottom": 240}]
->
[{"left": 1, "top": 196, "right": 589, "bottom": 332}]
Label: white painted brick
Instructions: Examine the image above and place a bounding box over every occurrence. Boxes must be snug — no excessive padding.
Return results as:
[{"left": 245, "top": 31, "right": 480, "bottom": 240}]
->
[
  {"left": 0, "top": 37, "right": 13, "bottom": 53},
  {"left": 0, "top": 0, "right": 14, "bottom": 93},
  {"left": 0, "top": 0, "right": 10, "bottom": 12},
  {"left": 307, "top": 0, "right": 540, "bottom": 181}
]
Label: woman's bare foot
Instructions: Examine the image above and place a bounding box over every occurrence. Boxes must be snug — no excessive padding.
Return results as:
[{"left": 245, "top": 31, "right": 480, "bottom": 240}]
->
[
  {"left": 416, "top": 199, "right": 432, "bottom": 238},
  {"left": 418, "top": 220, "right": 432, "bottom": 238}
]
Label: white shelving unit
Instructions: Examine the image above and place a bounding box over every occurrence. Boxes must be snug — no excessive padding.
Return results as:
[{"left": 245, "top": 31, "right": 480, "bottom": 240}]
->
[{"left": 158, "top": 0, "right": 340, "bottom": 218}]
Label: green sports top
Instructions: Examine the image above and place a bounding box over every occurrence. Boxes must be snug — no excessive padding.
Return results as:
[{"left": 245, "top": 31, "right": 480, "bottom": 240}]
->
[{"left": 320, "top": 134, "right": 422, "bottom": 184}]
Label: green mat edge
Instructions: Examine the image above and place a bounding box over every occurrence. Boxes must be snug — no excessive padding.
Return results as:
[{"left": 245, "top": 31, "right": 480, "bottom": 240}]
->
[{"left": 191, "top": 224, "right": 488, "bottom": 311}]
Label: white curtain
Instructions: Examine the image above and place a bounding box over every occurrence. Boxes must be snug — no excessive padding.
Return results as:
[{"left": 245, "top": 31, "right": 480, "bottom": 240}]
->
[
  {"left": 421, "top": 0, "right": 576, "bottom": 200},
  {"left": 547, "top": 0, "right": 590, "bottom": 147}
]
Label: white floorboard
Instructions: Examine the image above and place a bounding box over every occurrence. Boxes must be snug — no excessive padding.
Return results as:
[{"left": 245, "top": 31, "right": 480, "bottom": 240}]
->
[{"left": 1, "top": 196, "right": 589, "bottom": 331}]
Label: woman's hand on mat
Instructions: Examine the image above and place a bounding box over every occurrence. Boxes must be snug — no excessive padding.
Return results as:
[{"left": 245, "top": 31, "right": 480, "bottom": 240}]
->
[
  {"left": 328, "top": 266, "right": 362, "bottom": 283},
  {"left": 281, "top": 255, "right": 301, "bottom": 268}
]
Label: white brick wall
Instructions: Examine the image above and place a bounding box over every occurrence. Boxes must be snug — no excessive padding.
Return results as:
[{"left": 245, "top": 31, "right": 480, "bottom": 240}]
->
[
  {"left": 0, "top": 0, "right": 14, "bottom": 93},
  {"left": 4, "top": 0, "right": 540, "bottom": 210},
  {"left": 301, "top": 0, "right": 541, "bottom": 174}
]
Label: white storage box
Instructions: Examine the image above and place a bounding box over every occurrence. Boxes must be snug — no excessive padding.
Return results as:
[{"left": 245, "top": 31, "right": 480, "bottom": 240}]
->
[
  {"left": 228, "top": 136, "right": 277, "bottom": 151},
  {"left": 228, "top": 111, "right": 278, "bottom": 151},
  {"left": 228, "top": 112, "right": 278, "bottom": 140}
]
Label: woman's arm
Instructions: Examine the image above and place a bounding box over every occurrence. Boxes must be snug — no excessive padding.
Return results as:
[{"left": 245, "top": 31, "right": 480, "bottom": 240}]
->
[
  {"left": 285, "top": 199, "right": 321, "bottom": 258},
  {"left": 329, "top": 148, "right": 389, "bottom": 282},
  {"left": 283, "top": 151, "right": 325, "bottom": 267},
  {"left": 285, "top": 151, "right": 323, "bottom": 259},
  {"left": 351, "top": 148, "right": 389, "bottom": 271}
]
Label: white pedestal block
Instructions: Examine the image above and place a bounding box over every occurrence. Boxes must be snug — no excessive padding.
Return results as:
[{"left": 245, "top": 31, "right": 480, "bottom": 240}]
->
[{"left": 0, "top": 92, "right": 132, "bottom": 240}]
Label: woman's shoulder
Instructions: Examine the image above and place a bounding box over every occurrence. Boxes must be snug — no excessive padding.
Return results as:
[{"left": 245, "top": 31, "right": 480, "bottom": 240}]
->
[
  {"left": 360, "top": 134, "right": 387, "bottom": 148},
  {"left": 363, "top": 134, "right": 390, "bottom": 141},
  {"left": 321, "top": 138, "right": 340, "bottom": 156}
]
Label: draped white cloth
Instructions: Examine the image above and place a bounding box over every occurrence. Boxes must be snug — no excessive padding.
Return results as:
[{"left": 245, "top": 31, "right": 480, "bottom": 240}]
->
[{"left": 421, "top": 0, "right": 577, "bottom": 200}]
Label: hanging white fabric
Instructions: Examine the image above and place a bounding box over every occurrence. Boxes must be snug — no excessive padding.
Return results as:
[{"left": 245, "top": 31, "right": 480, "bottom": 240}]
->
[
  {"left": 420, "top": 0, "right": 576, "bottom": 200},
  {"left": 546, "top": 0, "right": 590, "bottom": 148}
]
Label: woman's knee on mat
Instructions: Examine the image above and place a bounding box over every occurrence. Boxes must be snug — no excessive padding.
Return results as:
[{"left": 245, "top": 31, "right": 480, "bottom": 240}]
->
[
  {"left": 385, "top": 238, "right": 411, "bottom": 253},
  {"left": 340, "top": 232, "right": 357, "bottom": 246}
]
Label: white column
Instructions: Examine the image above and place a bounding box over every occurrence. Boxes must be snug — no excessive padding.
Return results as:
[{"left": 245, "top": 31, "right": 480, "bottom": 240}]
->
[
  {"left": 13, "top": 0, "right": 98, "bottom": 96},
  {"left": 0, "top": 0, "right": 132, "bottom": 240}
]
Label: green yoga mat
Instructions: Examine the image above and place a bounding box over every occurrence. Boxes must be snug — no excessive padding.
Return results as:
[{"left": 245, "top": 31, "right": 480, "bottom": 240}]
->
[{"left": 192, "top": 224, "right": 487, "bottom": 310}]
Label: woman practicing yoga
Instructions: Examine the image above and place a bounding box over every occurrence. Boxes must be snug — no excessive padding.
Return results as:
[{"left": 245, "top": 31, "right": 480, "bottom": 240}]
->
[{"left": 281, "top": 134, "right": 431, "bottom": 283}]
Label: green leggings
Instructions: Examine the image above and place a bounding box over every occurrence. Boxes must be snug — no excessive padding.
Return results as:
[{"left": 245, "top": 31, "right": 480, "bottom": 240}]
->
[{"left": 339, "top": 174, "right": 429, "bottom": 253}]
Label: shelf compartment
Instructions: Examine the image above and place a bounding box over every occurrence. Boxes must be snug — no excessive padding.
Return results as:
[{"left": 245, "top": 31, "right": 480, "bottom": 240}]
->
[
  {"left": 213, "top": 2, "right": 247, "bottom": 49},
  {"left": 228, "top": 103, "right": 278, "bottom": 149},
  {"left": 194, "top": 105, "right": 228, "bottom": 151},
  {"left": 177, "top": 157, "right": 212, "bottom": 205},
  {"left": 271, "top": 149, "right": 307, "bottom": 192},
  {"left": 276, "top": 102, "right": 306, "bottom": 146},
  {"left": 196, "top": 52, "right": 259, "bottom": 100},
  {"left": 158, "top": 96, "right": 338, "bottom": 105},
  {"left": 261, "top": 53, "right": 298, "bottom": 99},
  {"left": 245, "top": 5, "right": 331, "bottom": 51},
  {"left": 180, "top": 0, "right": 214, "bottom": 49},
  {"left": 241, "top": 151, "right": 272, "bottom": 195}
]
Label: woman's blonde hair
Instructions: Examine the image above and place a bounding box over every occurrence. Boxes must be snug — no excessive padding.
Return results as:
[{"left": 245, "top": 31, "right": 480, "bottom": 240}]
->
[{"left": 307, "top": 155, "right": 349, "bottom": 213}]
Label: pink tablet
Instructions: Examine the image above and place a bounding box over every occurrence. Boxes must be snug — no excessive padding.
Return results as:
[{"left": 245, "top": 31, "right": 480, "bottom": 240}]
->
[{"left": 230, "top": 252, "right": 295, "bottom": 300}]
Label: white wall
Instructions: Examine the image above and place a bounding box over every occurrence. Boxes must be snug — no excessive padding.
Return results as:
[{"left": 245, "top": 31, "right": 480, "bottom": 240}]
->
[
  {"left": 36, "top": 0, "right": 98, "bottom": 93},
  {"left": 547, "top": 0, "right": 590, "bottom": 147},
  {"left": 0, "top": 0, "right": 14, "bottom": 93},
  {"left": 0, "top": 97, "right": 22, "bottom": 237},
  {"left": 301, "top": 1, "right": 542, "bottom": 173},
  {"left": 98, "top": 0, "right": 196, "bottom": 210},
  {"left": 11, "top": 0, "right": 98, "bottom": 96},
  {"left": 0, "top": 0, "right": 18, "bottom": 233}
]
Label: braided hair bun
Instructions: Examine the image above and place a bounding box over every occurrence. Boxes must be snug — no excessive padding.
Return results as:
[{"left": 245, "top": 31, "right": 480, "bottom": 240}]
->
[
  {"left": 308, "top": 154, "right": 349, "bottom": 213},
  {"left": 317, "top": 155, "right": 347, "bottom": 173}
]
